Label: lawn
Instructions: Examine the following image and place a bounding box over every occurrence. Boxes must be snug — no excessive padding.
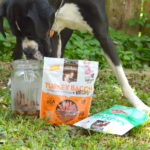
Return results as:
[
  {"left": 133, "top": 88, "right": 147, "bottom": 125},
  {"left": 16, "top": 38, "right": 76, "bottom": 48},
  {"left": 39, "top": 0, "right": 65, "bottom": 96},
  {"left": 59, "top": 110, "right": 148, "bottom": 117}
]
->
[{"left": 0, "top": 62, "right": 150, "bottom": 150}]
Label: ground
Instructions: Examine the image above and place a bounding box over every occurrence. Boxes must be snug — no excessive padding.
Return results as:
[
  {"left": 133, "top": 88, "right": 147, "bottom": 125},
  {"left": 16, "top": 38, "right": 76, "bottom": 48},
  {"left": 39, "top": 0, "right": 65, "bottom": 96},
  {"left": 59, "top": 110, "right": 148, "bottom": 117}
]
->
[{"left": 0, "top": 62, "right": 150, "bottom": 150}]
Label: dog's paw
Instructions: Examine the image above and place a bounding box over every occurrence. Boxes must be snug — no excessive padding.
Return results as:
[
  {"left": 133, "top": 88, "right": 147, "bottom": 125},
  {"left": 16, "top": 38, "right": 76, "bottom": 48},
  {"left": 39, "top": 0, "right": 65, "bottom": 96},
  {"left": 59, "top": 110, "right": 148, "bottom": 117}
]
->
[{"left": 136, "top": 105, "right": 150, "bottom": 115}]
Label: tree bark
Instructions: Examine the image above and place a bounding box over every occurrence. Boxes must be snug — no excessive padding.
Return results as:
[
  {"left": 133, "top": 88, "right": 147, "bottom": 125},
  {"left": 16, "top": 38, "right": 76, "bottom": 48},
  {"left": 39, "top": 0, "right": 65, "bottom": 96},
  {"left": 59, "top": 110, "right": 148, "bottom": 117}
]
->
[
  {"left": 142, "top": 0, "right": 150, "bottom": 36},
  {"left": 106, "top": 0, "right": 141, "bottom": 35}
]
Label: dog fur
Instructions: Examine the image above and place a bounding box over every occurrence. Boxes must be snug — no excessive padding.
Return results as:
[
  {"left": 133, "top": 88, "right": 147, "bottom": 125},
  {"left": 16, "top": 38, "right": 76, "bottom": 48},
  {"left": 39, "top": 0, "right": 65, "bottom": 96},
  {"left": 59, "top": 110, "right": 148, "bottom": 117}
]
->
[{"left": 0, "top": 0, "right": 150, "bottom": 112}]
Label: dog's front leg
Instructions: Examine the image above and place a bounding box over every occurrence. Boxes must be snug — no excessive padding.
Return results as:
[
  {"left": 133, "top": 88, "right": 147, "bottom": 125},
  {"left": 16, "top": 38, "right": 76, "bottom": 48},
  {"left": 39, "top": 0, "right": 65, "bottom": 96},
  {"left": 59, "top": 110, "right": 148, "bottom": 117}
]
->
[
  {"left": 50, "top": 28, "right": 73, "bottom": 58},
  {"left": 50, "top": 32, "right": 62, "bottom": 57},
  {"left": 13, "top": 38, "right": 23, "bottom": 60}
]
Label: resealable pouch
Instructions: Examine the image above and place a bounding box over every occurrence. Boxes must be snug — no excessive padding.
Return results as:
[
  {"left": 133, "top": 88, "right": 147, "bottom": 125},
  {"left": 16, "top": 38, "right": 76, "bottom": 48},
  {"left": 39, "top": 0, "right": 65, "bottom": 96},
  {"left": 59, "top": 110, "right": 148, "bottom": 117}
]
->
[
  {"left": 74, "top": 105, "right": 148, "bottom": 135},
  {"left": 40, "top": 57, "right": 99, "bottom": 124}
]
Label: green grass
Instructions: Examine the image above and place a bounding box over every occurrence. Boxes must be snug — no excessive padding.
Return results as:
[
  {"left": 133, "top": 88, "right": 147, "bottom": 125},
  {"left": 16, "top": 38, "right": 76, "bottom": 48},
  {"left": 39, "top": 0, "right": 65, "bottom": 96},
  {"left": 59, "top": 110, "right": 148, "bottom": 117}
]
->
[{"left": 0, "top": 63, "right": 150, "bottom": 150}]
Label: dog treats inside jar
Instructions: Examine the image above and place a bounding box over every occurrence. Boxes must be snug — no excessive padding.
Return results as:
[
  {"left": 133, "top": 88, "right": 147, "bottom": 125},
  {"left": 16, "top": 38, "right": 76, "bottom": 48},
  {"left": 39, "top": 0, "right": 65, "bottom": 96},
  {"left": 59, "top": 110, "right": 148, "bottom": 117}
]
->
[{"left": 11, "top": 60, "right": 42, "bottom": 116}]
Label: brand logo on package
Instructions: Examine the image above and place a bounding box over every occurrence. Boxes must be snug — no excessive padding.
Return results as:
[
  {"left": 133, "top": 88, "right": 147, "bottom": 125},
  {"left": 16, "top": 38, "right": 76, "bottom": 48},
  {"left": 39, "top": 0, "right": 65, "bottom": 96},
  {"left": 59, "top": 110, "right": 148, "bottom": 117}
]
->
[{"left": 50, "top": 65, "right": 61, "bottom": 71}]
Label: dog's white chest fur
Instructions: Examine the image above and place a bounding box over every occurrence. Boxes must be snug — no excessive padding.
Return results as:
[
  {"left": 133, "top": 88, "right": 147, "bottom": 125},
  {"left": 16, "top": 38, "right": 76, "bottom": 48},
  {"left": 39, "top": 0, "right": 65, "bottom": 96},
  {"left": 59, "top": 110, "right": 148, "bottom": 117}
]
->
[{"left": 52, "top": 3, "right": 92, "bottom": 33}]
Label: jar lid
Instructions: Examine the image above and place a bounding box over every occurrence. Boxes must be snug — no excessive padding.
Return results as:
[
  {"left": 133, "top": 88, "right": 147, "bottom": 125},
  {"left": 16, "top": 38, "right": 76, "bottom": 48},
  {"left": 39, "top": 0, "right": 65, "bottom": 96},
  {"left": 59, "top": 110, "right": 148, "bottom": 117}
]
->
[{"left": 12, "top": 60, "right": 41, "bottom": 70}]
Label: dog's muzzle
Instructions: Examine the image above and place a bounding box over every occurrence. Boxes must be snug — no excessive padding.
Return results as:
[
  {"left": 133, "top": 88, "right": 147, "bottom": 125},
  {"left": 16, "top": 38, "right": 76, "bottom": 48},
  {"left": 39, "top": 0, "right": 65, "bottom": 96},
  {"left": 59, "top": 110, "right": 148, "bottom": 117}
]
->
[
  {"left": 33, "top": 50, "right": 43, "bottom": 60},
  {"left": 23, "top": 48, "right": 43, "bottom": 60},
  {"left": 22, "top": 38, "right": 43, "bottom": 60}
]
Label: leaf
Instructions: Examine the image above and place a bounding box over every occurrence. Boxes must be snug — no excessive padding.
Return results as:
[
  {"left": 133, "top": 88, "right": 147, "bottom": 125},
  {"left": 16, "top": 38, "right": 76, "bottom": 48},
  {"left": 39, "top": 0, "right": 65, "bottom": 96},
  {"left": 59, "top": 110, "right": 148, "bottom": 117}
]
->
[
  {"left": 3, "top": 42, "right": 11, "bottom": 47},
  {"left": 146, "top": 23, "right": 150, "bottom": 28}
]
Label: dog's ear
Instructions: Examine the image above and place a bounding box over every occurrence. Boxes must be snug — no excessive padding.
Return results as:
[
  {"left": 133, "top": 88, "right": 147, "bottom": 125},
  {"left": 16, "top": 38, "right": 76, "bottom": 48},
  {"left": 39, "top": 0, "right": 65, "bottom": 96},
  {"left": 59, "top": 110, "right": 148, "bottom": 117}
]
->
[
  {"left": 27, "top": 1, "right": 55, "bottom": 38},
  {"left": 27, "top": 6, "right": 47, "bottom": 38},
  {"left": 0, "top": 2, "right": 6, "bottom": 38}
]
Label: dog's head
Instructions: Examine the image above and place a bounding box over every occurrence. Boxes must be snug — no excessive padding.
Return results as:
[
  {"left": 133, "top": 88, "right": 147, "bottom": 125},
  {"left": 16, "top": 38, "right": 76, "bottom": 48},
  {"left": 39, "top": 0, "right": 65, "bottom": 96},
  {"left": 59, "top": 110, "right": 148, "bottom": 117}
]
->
[{"left": 0, "top": 0, "right": 55, "bottom": 59}]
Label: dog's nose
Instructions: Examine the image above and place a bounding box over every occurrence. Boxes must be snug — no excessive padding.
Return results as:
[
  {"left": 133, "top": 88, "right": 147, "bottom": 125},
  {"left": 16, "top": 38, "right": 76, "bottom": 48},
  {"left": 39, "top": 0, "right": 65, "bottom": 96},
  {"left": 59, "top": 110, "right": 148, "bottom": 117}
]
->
[
  {"left": 23, "top": 47, "right": 36, "bottom": 59},
  {"left": 23, "top": 48, "right": 43, "bottom": 60},
  {"left": 33, "top": 50, "right": 43, "bottom": 60}
]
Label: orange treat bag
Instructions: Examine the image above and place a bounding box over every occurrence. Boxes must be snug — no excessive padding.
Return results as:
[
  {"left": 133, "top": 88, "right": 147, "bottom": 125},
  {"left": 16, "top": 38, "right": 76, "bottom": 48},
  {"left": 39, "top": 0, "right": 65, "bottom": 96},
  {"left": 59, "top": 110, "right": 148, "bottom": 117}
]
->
[{"left": 40, "top": 57, "right": 99, "bottom": 124}]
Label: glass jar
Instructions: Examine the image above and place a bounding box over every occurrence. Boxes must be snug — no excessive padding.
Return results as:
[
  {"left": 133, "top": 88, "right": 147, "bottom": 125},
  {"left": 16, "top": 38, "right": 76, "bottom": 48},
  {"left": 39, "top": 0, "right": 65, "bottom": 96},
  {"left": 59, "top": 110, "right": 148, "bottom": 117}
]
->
[{"left": 11, "top": 60, "right": 42, "bottom": 116}]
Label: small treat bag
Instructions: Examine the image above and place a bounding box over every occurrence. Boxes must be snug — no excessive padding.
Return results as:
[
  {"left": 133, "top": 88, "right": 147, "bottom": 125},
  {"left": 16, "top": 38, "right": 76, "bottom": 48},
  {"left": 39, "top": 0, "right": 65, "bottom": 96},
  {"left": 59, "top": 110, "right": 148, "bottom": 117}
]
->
[
  {"left": 40, "top": 57, "right": 99, "bottom": 124},
  {"left": 74, "top": 105, "right": 149, "bottom": 135}
]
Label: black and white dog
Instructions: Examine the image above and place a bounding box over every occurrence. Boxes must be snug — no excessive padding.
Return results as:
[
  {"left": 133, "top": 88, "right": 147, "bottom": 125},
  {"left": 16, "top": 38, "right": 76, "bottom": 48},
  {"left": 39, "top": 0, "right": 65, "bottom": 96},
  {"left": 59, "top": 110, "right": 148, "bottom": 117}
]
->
[{"left": 0, "top": 0, "right": 150, "bottom": 112}]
